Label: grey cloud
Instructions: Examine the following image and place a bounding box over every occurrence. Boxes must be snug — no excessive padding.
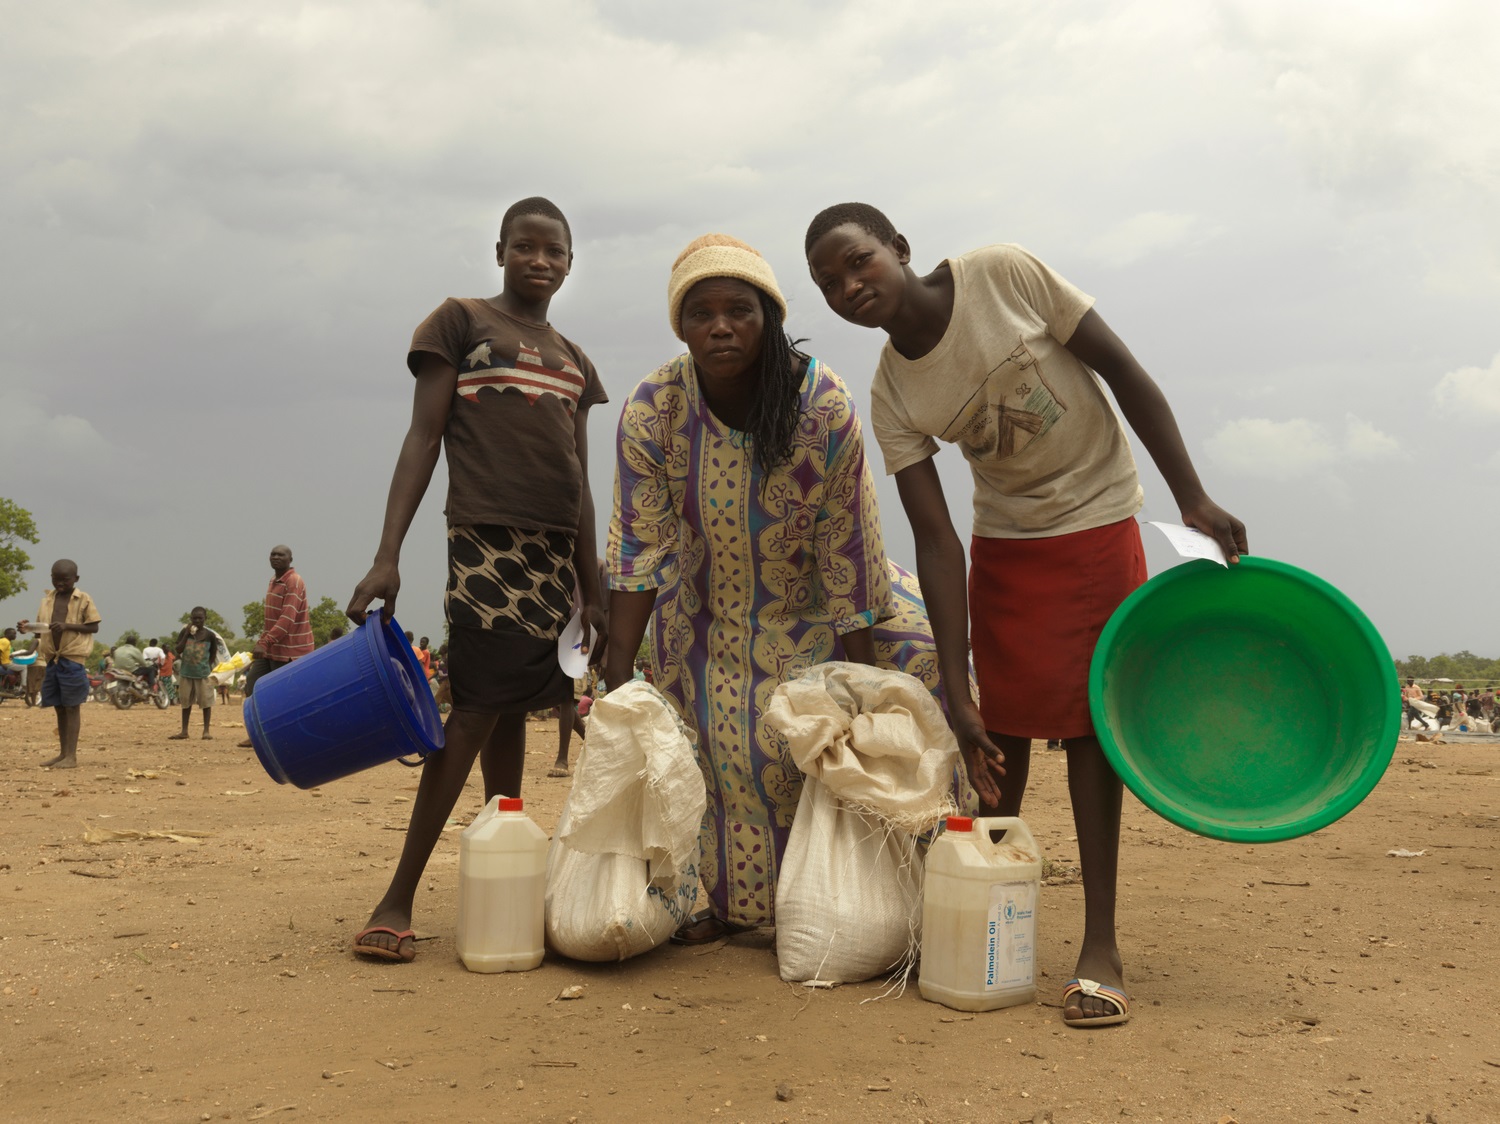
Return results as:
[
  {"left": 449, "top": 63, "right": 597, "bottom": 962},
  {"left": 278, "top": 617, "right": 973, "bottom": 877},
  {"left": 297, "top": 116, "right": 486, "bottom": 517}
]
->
[{"left": 3, "top": 0, "right": 1497, "bottom": 657}]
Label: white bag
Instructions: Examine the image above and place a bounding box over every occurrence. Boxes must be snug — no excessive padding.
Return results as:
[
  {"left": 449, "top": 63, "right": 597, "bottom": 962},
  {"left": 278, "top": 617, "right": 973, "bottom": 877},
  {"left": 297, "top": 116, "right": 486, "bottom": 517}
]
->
[
  {"left": 544, "top": 682, "right": 706, "bottom": 962},
  {"left": 774, "top": 776, "right": 922, "bottom": 985},
  {"left": 767, "top": 663, "right": 959, "bottom": 986}
]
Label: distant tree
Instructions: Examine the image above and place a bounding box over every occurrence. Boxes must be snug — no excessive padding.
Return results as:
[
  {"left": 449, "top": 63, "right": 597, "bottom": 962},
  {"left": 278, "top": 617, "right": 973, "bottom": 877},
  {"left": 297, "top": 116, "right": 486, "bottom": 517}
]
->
[
  {"left": 176, "top": 607, "right": 236, "bottom": 641},
  {"left": 1398, "top": 654, "right": 1431, "bottom": 679},
  {"left": 115, "top": 630, "right": 142, "bottom": 648},
  {"left": 0, "top": 497, "right": 40, "bottom": 601},
  {"left": 242, "top": 601, "right": 264, "bottom": 639},
  {"left": 1396, "top": 651, "right": 1499, "bottom": 684},
  {"left": 309, "top": 596, "right": 350, "bottom": 647}
]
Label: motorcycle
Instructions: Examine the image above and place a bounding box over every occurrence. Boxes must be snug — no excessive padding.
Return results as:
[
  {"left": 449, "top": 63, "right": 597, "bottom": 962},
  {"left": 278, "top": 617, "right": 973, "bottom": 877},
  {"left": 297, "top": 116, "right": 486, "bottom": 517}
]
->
[
  {"left": 0, "top": 666, "right": 32, "bottom": 706},
  {"left": 107, "top": 666, "right": 170, "bottom": 710}
]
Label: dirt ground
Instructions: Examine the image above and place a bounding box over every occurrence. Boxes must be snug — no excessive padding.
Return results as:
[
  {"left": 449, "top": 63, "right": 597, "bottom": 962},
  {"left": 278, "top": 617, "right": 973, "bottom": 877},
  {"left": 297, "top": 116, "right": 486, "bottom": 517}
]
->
[{"left": 2, "top": 700, "right": 1497, "bottom": 1124}]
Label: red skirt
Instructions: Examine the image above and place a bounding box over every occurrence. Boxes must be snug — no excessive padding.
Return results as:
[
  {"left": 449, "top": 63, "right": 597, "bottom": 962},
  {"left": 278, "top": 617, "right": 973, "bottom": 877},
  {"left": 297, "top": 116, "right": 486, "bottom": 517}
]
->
[{"left": 969, "top": 517, "right": 1146, "bottom": 739}]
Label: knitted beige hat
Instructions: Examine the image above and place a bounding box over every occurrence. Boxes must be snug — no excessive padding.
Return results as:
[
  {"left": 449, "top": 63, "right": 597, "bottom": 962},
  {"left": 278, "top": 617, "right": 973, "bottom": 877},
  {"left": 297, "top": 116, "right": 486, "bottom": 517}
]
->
[{"left": 666, "top": 233, "right": 787, "bottom": 341}]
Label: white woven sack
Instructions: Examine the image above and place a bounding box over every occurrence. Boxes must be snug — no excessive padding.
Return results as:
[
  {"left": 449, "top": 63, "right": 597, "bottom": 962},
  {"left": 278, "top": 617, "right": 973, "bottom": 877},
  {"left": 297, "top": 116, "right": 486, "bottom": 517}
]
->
[
  {"left": 545, "top": 805, "right": 698, "bottom": 961},
  {"left": 767, "top": 663, "right": 959, "bottom": 987},
  {"left": 775, "top": 775, "right": 922, "bottom": 985},
  {"left": 767, "top": 663, "right": 958, "bottom": 834},
  {"left": 544, "top": 682, "right": 706, "bottom": 962}
]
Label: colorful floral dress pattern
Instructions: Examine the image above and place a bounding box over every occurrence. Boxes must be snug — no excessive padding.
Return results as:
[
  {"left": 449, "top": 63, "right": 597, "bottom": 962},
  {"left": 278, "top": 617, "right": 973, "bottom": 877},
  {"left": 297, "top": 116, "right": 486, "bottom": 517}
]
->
[{"left": 608, "top": 355, "right": 975, "bottom": 927}]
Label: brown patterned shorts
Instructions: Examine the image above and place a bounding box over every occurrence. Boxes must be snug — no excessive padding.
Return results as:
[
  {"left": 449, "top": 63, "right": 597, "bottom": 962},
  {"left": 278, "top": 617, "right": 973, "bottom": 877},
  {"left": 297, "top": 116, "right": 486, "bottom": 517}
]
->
[{"left": 445, "top": 524, "right": 576, "bottom": 714}]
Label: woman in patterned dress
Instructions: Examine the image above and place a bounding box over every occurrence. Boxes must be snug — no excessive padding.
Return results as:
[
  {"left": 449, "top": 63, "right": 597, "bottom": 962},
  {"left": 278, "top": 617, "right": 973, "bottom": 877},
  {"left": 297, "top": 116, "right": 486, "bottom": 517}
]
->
[{"left": 603, "top": 235, "right": 969, "bottom": 943}]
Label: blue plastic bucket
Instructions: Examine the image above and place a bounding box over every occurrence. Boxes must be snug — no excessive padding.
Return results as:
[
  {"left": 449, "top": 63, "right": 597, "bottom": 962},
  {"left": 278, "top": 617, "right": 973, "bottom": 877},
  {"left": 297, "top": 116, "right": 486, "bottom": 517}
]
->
[{"left": 244, "top": 614, "right": 444, "bottom": 789}]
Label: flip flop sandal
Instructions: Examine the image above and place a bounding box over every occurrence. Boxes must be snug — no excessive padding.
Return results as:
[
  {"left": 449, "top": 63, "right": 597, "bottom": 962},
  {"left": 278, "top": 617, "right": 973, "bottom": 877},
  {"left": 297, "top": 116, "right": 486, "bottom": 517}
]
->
[
  {"left": 1061, "top": 978, "right": 1130, "bottom": 1027},
  {"left": 668, "top": 909, "right": 751, "bottom": 946},
  {"left": 352, "top": 926, "right": 416, "bottom": 962}
]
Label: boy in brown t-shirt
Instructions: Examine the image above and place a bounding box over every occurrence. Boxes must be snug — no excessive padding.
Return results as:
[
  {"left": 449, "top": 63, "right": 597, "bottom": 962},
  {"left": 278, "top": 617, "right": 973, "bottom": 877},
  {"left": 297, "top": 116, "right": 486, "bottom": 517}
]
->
[
  {"left": 346, "top": 197, "right": 608, "bottom": 962},
  {"left": 18, "top": 559, "right": 101, "bottom": 769}
]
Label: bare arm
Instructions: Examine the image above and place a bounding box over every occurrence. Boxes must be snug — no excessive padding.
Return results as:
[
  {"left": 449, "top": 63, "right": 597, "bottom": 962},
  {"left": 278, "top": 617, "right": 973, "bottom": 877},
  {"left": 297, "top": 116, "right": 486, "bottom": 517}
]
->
[
  {"left": 571, "top": 405, "right": 608, "bottom": 662},
  {"left": 603, "top": 587, "right": 657, "bottom": 692},
  {"left": 346, "top": 354, "right": 456, "bottom": 624},
  {"left": 20, "top": 618, "right": 99, "bottom": 641},
  {"left": 841, "top": 626, "right": 876, "bottom": 665},
  {"left": 1065, "top": 308, "right": 1248, "bottom": 562},
  {"left": 894, "top": 458, "right": 1006, "bottom": 806}
]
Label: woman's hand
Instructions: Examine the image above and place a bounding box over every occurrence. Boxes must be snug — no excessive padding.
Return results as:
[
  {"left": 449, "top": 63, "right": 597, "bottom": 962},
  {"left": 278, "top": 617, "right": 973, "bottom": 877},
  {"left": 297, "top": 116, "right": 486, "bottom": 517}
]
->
[
  {"left": 951, "top": 698, "right": 1006, "bottom": 808},
  {"left": 347, "top": 560, "right": 401, "bottom": 625},
  {"left": 581, "top": 603, "right": 609, "bottom": 666},
  {"left": 840, "top": 626, "right": 877, "bottom": 666},
  {"left": 603, "top": 588, "right": 658, "bottom": 695},
  {"left": 1180, "top": 496, "right": 1248, "bottom": 565}
]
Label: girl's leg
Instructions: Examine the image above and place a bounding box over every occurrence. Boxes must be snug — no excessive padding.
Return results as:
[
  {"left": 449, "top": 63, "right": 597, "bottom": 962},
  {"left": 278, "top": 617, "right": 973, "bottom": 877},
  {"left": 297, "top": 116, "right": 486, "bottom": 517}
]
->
[
  {"left": 1062, "top": 734, "right": 1126, "bottom": 1021},
  {"left": 551, "top": 703, "right": 575, "bottom": 774},
  {"left": 357, "top": 708, "right": 500, "bottom": 958},
  {"left": 479, "top": 712, "right": 528, "bottom": 800}
]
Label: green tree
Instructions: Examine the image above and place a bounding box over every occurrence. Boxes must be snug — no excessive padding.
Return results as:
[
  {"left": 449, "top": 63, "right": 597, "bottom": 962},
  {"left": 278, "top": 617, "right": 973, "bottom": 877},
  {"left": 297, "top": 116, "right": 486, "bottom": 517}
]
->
[
  {"left": 309, "top": 596, "right": 350, "bottom": 647},
  {"left": 1398, "top": 654, "right": 1431, "bottom": 679},
  {"left": 0, "top": 497, "right": 40, "bottom": 601},
  {"left": 242, "top": 600, "right": 264, "bottom": 639},
  {"left": 176, "top": 607, "right": 236, "bottom": 641}
]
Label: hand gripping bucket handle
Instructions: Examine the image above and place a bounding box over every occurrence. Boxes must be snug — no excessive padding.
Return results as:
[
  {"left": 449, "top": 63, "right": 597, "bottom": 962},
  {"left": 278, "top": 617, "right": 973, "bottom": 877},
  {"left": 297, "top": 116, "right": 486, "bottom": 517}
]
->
[{"left": 244, "top": 612, "right": 445, "bottom": 789}]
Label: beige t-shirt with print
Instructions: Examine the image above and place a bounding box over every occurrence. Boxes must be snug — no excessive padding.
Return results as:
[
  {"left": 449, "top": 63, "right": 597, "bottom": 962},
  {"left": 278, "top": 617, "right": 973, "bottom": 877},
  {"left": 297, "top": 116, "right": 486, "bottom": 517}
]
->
[{"left": 870, "top": 243, "right": 1143, "bottom": 539}]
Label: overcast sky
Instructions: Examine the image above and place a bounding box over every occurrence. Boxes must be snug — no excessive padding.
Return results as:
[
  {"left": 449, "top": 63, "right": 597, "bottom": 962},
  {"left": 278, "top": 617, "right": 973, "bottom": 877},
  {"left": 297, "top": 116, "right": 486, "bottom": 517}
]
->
[{"left": 4, "top": 0, "right": 1497, "bottom": 660}]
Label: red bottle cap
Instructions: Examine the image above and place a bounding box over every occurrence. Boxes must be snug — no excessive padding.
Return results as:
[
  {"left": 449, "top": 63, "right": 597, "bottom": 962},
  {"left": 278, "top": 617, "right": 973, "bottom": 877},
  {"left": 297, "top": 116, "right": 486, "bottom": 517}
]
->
[
  {"left": 946, "top": 816, "right": 974, "bottom": 832},
  {"left": 498, "top": 797, "right": 524, "bottom": 812}
]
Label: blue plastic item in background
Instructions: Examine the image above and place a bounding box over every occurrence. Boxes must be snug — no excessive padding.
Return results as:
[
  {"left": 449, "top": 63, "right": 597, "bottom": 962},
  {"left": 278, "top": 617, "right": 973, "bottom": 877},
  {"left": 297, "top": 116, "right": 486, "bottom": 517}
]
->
[{"left": 244, "top": 614, "right": 444, "bottom": 789}]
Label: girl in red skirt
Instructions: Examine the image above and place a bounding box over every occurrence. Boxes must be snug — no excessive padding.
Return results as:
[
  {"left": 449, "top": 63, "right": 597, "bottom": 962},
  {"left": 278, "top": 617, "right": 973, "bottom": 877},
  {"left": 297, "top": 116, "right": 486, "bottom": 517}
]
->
[{"left": 807, "top": 204, "right": 1248, "bottom": 1028}]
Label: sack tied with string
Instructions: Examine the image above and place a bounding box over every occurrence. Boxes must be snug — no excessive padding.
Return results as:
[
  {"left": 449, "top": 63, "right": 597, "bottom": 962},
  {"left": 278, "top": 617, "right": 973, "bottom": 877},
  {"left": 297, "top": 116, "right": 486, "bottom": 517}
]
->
[
  {"left": 544, "top": 681, "right": 707, "bottom": 961},
  {"left": 766, "top": 662, "right": 959, "bottom": 986}
]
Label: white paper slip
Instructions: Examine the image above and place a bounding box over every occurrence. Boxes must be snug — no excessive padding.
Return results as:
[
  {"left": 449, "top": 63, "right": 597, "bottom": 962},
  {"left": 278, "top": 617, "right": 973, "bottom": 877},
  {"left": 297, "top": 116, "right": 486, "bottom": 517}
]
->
[
  {"left": 556, "top": 608, "right": 595, "bottom": 679},
  {"left": 1145, "top": 521, "right": 1228, "bottom": 567}
]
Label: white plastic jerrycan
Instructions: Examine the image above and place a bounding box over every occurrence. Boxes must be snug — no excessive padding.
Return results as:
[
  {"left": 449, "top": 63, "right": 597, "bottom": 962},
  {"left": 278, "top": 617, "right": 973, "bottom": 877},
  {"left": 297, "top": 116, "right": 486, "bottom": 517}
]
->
[
  {"left": 919, "top": 816, "right": 1042, "bottom": 1011},
  {"left": 456, "top": 796, "right": 548, "bottom": 973}
]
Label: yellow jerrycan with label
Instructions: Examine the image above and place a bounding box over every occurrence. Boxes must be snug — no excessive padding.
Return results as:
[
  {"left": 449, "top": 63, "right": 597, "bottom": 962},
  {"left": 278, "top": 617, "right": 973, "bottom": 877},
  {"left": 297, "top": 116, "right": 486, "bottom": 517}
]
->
[{"left": 919, "top": 816, "right": 1041, "bottom": 1011}]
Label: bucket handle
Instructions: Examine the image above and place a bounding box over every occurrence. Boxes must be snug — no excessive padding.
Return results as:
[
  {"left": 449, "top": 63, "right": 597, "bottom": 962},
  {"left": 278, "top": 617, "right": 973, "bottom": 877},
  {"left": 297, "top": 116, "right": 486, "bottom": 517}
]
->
[
  {"left": 968, "top": 816, "right": 1038, "bottom": 858},
  {"left": 396, "top": 753, "right": 426, "bottom": 768}
]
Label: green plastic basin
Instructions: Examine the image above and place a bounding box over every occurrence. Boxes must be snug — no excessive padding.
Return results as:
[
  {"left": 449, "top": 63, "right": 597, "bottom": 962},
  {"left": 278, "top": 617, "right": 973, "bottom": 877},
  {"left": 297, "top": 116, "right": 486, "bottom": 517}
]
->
[{"left": 1089, "top": 556, "right": 1399, "bottom": 843}]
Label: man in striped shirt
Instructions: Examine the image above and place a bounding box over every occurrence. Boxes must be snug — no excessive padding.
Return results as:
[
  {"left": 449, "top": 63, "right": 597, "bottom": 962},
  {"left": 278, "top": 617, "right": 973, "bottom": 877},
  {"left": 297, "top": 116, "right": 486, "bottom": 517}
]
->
[{"left": 238, "top": 545, "right": 314, "bottom": 746}]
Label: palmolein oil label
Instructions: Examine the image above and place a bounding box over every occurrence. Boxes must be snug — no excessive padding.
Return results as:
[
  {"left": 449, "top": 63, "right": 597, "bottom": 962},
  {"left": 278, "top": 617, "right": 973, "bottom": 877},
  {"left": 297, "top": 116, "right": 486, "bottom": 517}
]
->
[{"left": 984, "top": 880, "right": 1036, "bottom": 991}]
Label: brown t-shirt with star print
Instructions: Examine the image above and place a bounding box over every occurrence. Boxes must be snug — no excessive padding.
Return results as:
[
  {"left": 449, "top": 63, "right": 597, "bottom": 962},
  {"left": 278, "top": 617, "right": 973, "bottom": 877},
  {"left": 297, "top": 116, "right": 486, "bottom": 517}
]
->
[{"left": 409, "top": 297, "right": 608, "bottom": 533}]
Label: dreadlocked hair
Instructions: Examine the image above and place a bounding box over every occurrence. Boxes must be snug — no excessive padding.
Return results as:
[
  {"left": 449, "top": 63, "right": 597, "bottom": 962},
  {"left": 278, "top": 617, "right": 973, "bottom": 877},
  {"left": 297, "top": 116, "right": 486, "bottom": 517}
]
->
[
  {"left": 499, "top": 196, "right": 572, "bottom": 247},
  {"left": 804, "top": 202, "right": 898, "bottom": 256},
  {"left": 744, "top": 287, "right": 810, "bottom": 482}
]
